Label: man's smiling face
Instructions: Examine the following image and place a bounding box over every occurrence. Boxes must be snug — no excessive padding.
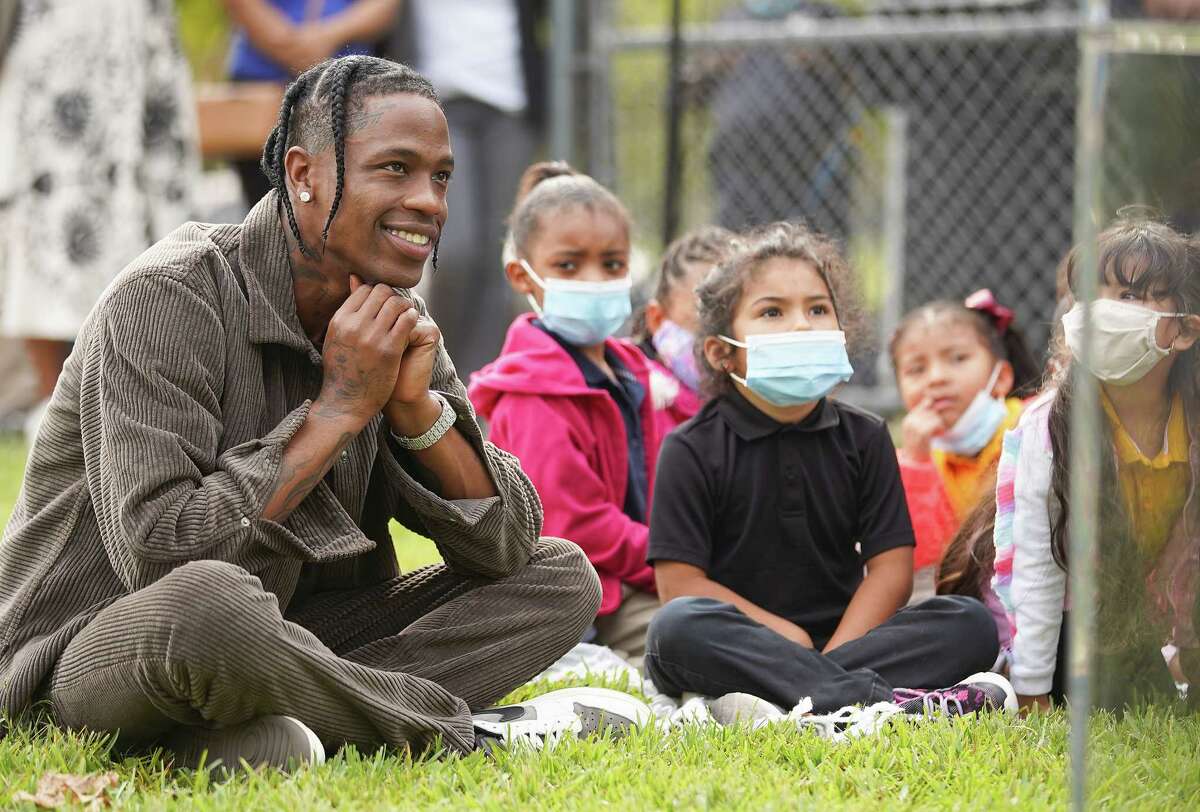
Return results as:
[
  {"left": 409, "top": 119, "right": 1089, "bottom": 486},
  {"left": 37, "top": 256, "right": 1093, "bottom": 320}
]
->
[{"left": 299, "top": 92, "right": 453, "bottom": 290}]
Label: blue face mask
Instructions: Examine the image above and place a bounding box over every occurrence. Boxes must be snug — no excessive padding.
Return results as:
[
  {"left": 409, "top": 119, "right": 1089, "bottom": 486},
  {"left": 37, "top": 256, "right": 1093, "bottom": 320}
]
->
[
  {"left": 521, "top": 260, "right": 632, "bottom": 346},
  {"left": 931, "top": 363, "right": 1007, "bottom": 457},
  {"left": 720, "top": 330, "right": 853, "bottom": 406}
]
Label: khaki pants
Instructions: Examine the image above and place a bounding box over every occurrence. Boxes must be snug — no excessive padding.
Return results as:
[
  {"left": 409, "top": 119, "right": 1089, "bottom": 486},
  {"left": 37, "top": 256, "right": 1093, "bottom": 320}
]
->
[{"left": 593, "top": 585, "right": 661, "bottom": 671}]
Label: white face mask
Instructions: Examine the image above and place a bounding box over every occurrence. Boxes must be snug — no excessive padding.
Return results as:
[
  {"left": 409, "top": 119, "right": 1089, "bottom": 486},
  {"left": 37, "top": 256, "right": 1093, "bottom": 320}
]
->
[{"left": 1061, "top": 299, "right": 1189, "bottom": 386}]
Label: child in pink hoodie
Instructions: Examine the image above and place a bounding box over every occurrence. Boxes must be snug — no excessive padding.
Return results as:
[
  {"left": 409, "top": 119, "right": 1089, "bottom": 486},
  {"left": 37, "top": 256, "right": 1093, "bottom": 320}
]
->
[{"left": 469, "top": 162, "right": 669, "bottom": 668}]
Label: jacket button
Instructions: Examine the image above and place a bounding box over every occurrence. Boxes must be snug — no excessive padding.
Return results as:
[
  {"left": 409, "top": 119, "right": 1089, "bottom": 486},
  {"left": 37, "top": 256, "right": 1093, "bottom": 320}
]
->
[
  {"left": 341, "top": 449, "right": 350, "bottom": 462},
  {"left": 240, "top": 517, "right": 251, "bottom": 527}
]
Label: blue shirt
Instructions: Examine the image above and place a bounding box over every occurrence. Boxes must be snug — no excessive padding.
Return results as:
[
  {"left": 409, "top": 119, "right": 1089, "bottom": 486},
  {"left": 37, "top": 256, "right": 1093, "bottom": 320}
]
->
[
  {"left": 536, "top": 322, "right": 649, "bottom": 525},
  {"left": 228, "top": 0, "right": 373, "bottom": 81}
]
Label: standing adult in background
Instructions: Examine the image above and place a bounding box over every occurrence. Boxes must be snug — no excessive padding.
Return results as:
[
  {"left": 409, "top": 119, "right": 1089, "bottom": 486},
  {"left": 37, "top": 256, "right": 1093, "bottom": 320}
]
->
[
  {"left": 0, "top": 0, "right": 199, "bottom": 426},
  {"left": 383, "top": 0, "right": 547, "bottom": 380},
  {"left": 223, "top": 0, "right": 402, "bottom": 208}
]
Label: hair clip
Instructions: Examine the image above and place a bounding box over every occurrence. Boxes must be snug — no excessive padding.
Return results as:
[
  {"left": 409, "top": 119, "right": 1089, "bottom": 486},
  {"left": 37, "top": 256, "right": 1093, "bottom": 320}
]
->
[{"left": 964, "top": 288, "right": 1013, "bottom": 335}]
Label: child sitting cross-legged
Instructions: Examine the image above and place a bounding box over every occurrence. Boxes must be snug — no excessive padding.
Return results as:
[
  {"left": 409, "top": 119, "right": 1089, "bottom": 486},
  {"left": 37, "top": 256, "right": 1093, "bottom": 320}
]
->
[{"left": 643, "top": 222, "right": 1016, "bottom": 717}]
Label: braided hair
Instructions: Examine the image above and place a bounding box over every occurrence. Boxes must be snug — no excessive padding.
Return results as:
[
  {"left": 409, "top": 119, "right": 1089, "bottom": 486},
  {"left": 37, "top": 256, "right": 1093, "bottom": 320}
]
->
[{"left": 260, "top": 56, "right": 441, "bottom": 262}]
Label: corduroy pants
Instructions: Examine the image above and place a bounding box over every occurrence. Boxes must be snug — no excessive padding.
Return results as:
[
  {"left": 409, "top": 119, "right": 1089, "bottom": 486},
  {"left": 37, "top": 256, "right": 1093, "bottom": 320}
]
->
[{"left": 46, "top": 538, "right": 600, "bottom": 756}]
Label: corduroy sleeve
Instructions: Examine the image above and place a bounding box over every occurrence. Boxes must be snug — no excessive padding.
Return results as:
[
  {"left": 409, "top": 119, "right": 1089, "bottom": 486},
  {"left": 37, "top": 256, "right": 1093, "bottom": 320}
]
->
[
  {"left": 373, "top": 293, "right": 543, "bottom": 580},
  {"left": 79, "top": 273, "right": 372, "bottom": 591}
]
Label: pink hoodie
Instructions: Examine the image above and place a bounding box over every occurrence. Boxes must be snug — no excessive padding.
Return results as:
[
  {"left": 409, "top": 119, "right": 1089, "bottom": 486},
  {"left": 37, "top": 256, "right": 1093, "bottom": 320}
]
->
[{"left": 469, "top": 314, "right": 681, "bottom": 616}]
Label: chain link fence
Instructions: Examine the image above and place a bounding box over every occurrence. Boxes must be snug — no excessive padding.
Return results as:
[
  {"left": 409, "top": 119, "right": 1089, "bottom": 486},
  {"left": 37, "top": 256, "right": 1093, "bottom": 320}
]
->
[{"left": 568, "top": 1, "right": 1200, "bottom": 410}]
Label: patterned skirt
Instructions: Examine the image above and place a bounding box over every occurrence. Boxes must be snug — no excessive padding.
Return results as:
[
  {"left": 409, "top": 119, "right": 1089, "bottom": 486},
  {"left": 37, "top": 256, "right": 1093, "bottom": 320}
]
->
[{"left": 0, "top": 0, "right": 199, "bottom": 340}]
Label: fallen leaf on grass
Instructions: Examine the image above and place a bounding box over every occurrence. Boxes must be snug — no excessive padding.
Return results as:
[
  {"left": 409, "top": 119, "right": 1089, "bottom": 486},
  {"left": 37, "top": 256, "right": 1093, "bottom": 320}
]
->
[{"left": 12, "top": 771, "right": 119, "bottom": 809}]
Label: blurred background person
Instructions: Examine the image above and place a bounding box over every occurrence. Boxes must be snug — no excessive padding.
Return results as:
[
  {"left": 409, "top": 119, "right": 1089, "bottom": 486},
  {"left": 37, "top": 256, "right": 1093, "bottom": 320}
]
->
[
  {"left": 0, "top": 0, "right": 200, "bottom": 437},
  {"left": 223, "top": 0, "right": 402, "bottom": 207},
  {"left": 383, "top": 0, "right": 548, "bottom": 379}
]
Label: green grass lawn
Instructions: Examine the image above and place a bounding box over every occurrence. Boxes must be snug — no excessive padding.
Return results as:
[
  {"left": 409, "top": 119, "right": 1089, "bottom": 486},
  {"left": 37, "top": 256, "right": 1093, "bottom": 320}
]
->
[{"left": 1, "top": 436, "right": 1198, "bottom": 809}]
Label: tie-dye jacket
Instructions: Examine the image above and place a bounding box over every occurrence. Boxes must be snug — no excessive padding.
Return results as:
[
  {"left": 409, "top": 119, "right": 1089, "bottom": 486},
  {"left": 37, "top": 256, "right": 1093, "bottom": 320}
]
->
[{"left": 991, "top": 390, "right": 1200, "bottom": 696}]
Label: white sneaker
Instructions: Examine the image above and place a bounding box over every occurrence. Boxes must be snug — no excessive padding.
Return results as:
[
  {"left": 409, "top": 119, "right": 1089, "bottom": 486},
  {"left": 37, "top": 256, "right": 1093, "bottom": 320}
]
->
[
  {"left": 707, "top": 692, "right": 786, "bottom": 728},
  {"left": 163, "top": 715, "right": 325, "bottom": 773},
  {"left": 472, "top": 687, "right": 652, "bottom": 752}
]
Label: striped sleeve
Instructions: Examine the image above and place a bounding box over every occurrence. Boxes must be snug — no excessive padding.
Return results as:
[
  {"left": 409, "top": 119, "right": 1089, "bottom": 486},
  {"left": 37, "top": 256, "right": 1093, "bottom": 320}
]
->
[
  {"left": 990, "top": 428, "right": 1020, "bottom": 640},
  {"left": 991, "top": 410, "right": 1066, "bottom": 696}
]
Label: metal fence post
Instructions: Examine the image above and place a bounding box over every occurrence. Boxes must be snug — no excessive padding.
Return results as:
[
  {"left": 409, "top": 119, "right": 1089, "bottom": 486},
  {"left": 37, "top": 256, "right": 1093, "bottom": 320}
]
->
[
  {"left": 661, "top": 0, "right": 685, "bottom": 248},
  {"left": 872, "top": 106, "right": 908, "bottom": 405},
  {"left": 549, "top": 0, "right": 577, "bottom": 163},
  {"left": 1068, "top": 1, "right": 1111, "bottom": 809}
]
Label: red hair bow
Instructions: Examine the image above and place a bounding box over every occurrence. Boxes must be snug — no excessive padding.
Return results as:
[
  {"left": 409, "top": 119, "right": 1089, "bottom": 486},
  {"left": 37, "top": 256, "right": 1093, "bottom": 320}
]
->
[{"left": 964, "top": 288, "right": 1013, "bottom": 335}]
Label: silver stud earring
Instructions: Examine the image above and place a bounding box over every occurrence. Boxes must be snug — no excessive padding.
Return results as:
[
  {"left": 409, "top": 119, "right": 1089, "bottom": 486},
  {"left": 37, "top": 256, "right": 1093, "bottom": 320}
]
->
[{"left": 298, "top": 190, "right": 312, "bottom": 203}]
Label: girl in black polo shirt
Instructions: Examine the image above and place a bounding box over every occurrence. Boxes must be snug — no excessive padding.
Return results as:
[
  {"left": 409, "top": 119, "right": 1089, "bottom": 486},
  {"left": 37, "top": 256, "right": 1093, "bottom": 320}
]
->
[{"left": 644, "top": 222, "right": 1016, "bottom": 717}]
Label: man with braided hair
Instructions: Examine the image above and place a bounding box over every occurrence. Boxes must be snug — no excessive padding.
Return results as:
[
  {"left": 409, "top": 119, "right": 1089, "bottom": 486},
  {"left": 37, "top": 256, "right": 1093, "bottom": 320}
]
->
[{"left": 0, "top": 56, "right": 648, "bottom": 770}]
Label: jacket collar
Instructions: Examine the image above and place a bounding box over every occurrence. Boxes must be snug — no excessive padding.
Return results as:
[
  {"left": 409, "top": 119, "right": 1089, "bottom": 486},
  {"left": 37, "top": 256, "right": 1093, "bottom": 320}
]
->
[
  {"left": 238, "top": 191, "right": 322, "bottom": 364},
  {"left": 716, "top": 389, "right": 840, "bottom": 441}
]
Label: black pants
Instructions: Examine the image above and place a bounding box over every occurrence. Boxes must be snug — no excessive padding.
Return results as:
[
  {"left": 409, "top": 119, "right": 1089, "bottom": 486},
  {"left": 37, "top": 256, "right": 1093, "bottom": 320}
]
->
[{"left": 644, "top": 595, "right": 999, "bottom": 714}]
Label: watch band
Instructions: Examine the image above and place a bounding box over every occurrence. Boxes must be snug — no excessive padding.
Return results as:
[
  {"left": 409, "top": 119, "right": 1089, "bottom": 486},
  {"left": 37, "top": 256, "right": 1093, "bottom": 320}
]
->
[{"left": 391, "top": 392, "right": 456, "bottom": 451}]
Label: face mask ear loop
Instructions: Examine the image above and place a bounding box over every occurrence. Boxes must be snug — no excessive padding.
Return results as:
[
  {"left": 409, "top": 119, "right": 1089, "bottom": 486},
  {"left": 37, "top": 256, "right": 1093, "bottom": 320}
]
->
[
  {"left": 519, "top": 259, "right": 547, "bottom": 290},
  {"left": 717, "top": 336, "right": 749, "bottom": 387},
  {"left": 1161, "top": 312, "right": 1193, "bottom": 354},
  {"left": 985, "top": 361, "right": 1003, "bottom": 399},
  {"left": 519, "top": 259, "right": 546, "bottom": 317}
]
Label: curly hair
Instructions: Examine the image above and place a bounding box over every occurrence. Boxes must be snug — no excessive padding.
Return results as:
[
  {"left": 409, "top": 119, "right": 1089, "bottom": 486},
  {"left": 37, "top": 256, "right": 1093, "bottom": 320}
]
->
[{"left": 694, "top": 221, "right": 866, "bottom": 398}]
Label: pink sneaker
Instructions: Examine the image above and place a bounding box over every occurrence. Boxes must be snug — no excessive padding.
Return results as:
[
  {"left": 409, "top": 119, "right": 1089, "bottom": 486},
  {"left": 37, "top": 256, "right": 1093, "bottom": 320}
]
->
[{"left": 892, "top": 672, "right": 1017, "bottom": 716}]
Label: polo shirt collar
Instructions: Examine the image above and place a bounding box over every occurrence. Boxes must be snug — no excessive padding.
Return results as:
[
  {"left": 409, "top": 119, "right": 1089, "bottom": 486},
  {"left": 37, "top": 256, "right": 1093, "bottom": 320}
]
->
[
  {"left": 535, "top": 319, "right": 640, "bottom": 391},
  {"left": 238, "top": 191, "right": 322, "bottom": 363},
  {"left": 1102, "top": 389, "right": 1188, "bottom": 468},
  {"left": 717, "top": 389, "right": 840, "bottom": 440}
]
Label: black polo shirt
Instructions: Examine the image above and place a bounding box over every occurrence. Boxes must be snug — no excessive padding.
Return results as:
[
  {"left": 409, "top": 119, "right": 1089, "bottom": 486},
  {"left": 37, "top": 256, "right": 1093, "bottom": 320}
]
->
[
  {"left": 536, "top": 321, "right": 649, "bottom": 524},
  {"left": 647, "top": 390, "right": 914, "bottom": 647}
]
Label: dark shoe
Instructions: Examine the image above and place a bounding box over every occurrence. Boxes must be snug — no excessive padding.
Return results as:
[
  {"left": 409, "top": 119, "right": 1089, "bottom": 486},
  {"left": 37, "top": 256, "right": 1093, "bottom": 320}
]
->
[{"left": 893, "top": 672, "right": 1017, "bottom": 716}]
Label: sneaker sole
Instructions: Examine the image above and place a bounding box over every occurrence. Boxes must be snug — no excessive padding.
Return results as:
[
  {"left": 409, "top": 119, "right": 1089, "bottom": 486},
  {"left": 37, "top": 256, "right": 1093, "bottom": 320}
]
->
[{"left": 166, "top": 715, "right": 325, "bottom": 773}]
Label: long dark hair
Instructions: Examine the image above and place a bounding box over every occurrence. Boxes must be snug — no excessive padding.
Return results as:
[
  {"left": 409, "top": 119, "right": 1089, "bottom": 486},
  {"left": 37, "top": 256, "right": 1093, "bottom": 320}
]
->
[
  {"left": 1048, "top": 218, "right": 1199, "bottom": 567},
  {"left": 1047, "top": 219, "right": 1199, "bottom": 645},
  {"left": 936, "top": 484, "right": 998, "bottom": 600}
]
